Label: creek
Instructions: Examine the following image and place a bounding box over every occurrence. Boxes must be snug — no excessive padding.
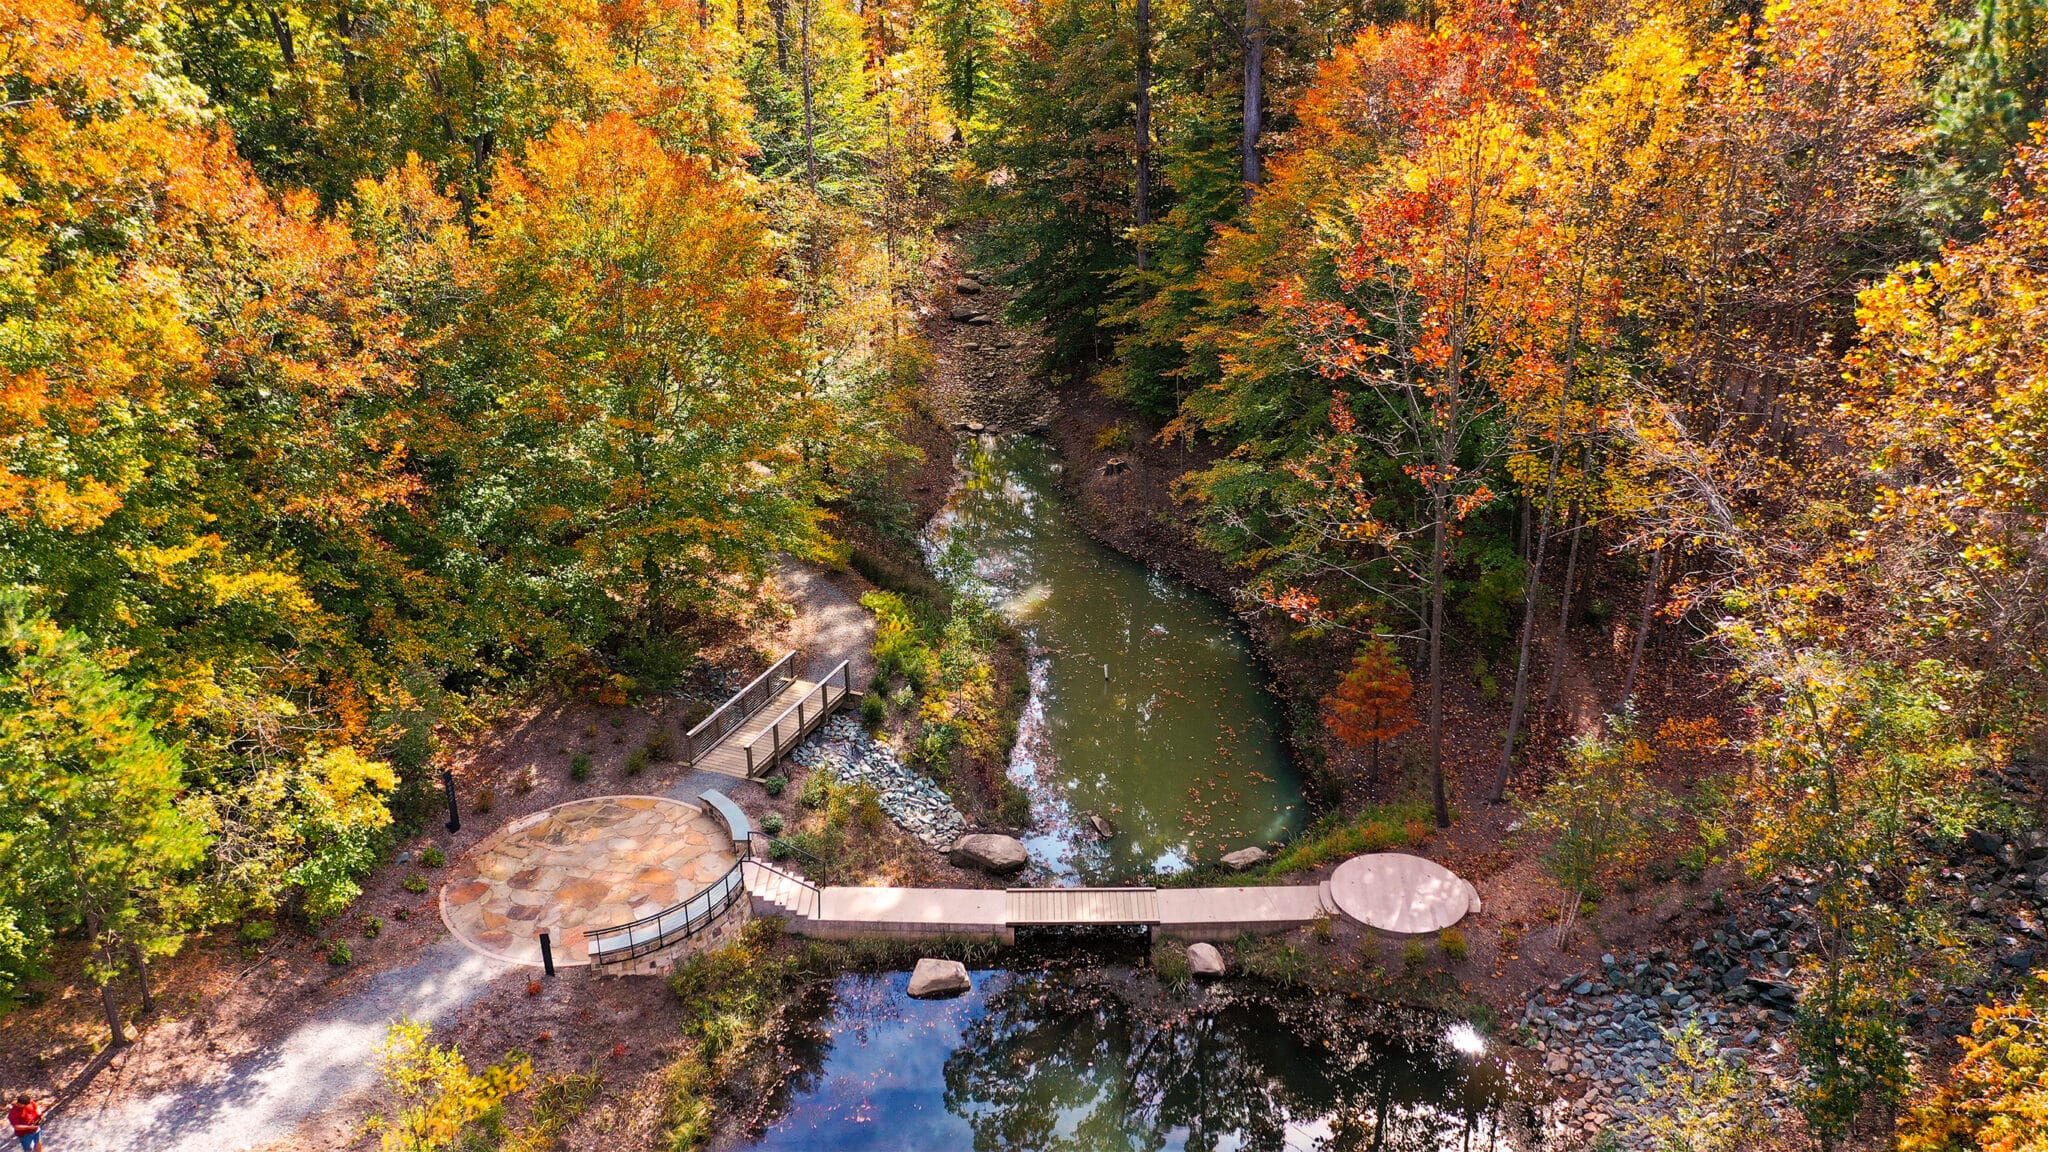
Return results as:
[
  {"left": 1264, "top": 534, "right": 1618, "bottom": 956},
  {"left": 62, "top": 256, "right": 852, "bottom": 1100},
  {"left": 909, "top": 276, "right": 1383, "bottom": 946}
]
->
[
  {"left": 922, "top": 434, "right": 1305, "bottom": 880},
  {"left": 735, "top": 436, "right": 1526, "bottom": 1150}
]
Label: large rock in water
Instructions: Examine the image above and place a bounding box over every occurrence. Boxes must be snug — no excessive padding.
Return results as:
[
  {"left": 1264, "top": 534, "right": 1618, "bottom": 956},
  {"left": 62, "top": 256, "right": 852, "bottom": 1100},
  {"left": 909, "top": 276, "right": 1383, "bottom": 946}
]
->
[
  {"left": 1186, "top": 943, "right": 1226, "bottom": 977},
  {"left": 949, "top": 833, "right": 1028, "bottom": 873},
  {"left": 1220, "top": 846, "right": 1269, "bottom": 872},
  {"left": 908, "top": 958, "right": 972, "bottom": 998}
]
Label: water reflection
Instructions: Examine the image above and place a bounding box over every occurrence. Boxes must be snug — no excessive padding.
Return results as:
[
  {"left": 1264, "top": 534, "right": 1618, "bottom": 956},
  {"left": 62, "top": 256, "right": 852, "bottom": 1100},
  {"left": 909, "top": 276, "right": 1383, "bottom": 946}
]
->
[
  {"left": 742, "top": 970, "right": 1534, "bottom": 1152},
  {"left": 922, "top": 436, "right": 1306, "bottom": 880}
]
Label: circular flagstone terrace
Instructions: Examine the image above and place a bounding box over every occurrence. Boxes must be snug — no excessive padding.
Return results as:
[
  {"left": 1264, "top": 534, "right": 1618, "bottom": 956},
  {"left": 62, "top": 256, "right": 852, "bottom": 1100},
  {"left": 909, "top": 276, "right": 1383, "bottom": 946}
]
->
[
  {"left": 439, "top": 795, "right": 738, "bottom": 967},
  {"left": 1327, "top": 852, "right": 1483, "bottom": 936}
]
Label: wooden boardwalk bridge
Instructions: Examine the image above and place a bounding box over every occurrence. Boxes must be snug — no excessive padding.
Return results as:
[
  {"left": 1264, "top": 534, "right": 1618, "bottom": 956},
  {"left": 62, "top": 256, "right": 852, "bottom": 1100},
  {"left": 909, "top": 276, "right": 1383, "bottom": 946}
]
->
[{"left": 682, "top": 652, "right": 857, "bottom": 779}]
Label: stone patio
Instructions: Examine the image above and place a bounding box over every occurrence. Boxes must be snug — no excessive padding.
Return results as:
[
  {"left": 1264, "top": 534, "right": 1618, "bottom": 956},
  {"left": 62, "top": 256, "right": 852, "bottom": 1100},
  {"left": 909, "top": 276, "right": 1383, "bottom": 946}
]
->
[{"left": 439, "top": 796, "right": 737, "bottom": 966}]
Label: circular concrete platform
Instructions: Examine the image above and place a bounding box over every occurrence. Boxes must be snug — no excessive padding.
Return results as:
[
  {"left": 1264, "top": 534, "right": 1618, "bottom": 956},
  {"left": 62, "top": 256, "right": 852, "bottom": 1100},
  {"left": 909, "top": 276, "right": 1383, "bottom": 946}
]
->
[
  {"left": 439, "top": 795, "right": 737, "bottom": 966},
  {"left": 1328, "top": 853, "right": 1481, "bottom": 935}
]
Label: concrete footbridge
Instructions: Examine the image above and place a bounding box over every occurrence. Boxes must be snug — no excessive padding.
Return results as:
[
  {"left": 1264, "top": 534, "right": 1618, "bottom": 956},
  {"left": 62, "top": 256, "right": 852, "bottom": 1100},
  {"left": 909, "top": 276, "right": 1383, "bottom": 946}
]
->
[{"left": 741, "top": 850, "right": 1481, "bottom": 946}]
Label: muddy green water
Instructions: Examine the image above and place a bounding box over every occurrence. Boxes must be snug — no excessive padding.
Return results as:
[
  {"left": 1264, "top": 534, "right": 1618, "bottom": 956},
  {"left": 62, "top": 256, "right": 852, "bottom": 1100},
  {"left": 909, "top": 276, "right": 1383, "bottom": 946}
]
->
[
  {"left": 922, "top": 435, "right": 1306, "bottom": 880},
  {"left": 739, "top": 969, "right": 1533, "bottom": 1152}
]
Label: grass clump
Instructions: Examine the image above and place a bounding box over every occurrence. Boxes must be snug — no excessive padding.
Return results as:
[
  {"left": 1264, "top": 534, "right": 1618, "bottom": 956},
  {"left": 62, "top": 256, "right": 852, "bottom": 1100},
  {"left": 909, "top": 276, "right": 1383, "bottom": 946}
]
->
[
  {"left": 660, "top": 922, "right": 817, "bottom": 1151},
  {"left": 625, "top": 746, "right": 650, "bottom": 774},
  {"left": 570, "top": 752, "right": 592, "bottom": 781},
  {"left": 1402, "top": 939, "right": 1428, "bottom": 971},
  {"left": 504, "top": 1070, "right": 603, "bottom": 1152},
  {"left": 1093, "top": 423, "right": 1134, "bottom": 452},
  {"left": 1438, "top": 928, "right": 1468, "bottom": 961},
  {"left": 1259, "top": 800, "right": 1435, "bottom": 878}
]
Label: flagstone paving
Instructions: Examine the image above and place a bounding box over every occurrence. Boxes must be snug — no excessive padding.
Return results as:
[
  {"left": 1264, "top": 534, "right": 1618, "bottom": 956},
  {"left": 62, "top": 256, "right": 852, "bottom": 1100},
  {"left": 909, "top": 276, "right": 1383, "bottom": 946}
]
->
[{"left": 439, "top": 796, "right": 737, "bottom": 966}]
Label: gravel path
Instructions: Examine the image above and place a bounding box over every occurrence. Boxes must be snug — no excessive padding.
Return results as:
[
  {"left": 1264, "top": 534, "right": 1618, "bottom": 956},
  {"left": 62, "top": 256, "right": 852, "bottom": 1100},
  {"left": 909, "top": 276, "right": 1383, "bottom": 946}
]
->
[
  {"left": 57, "top": 941, "right": 511, "bottom": 1152},
  {"left": 777, "top": 559, "right": 876, "bottom": 687}
]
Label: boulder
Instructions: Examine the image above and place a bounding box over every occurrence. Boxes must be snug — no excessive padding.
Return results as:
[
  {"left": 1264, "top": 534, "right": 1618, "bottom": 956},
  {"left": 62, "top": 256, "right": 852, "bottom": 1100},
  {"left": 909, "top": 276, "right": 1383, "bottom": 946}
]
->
[
  {"left": 949, "top": 305, "right": 983, "bottom": 323},
  {"left": 1186, "top": 942, "right": 1226, "bottom": 977},
  {"left": 1089, "top": 813, "right": 1117, "bottom": 839},
  {"left": 1968, "top": 828, "right": 2006, "bottom": 858},
  {"left": 1220, "top": 846, "right": 1269, "bottom": 872},
  {"left": 955, "top": 277, "right": 983, "bottom": 295},
  {"left": 949, "top": 833, "right": 1029, "bottom": 873},
  {"left": 908, "top": 958, "right": 972, "bottom": 998}
]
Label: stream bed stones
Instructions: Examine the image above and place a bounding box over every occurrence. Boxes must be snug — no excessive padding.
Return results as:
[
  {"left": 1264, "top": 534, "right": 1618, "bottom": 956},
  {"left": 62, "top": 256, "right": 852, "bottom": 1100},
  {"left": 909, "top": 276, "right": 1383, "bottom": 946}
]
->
[{"left": 791, "top": 715, "right": 969, "bottom": 850}]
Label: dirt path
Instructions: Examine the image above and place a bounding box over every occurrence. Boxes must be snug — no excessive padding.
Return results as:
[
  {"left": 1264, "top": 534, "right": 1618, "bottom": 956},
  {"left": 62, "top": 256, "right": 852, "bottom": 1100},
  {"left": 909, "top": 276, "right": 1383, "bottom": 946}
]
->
[
  {"left": 56, "top": 940, "right": 510, "bottom": 1152},
  {"left": 776, "top": 558, "right": 876, "bottom": 686}
]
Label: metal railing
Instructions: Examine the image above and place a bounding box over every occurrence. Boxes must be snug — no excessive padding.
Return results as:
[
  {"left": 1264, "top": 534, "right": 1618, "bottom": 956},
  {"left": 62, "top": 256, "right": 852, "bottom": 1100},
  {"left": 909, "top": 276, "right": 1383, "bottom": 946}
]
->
[
  {"left": 741, "top": 856, "right": 822, "bottom": 919},
  {"left": 683, "top": 652, "right": 796, "bottom": 765},
  {"left": 740, "top": 660, "right": 854, "bottom": 777},
  {"left": 584, "top": 858, "right": 747, "bottom": 965},
  {"left": 746, "top": 829, "right": 827, "bottom": 869}
]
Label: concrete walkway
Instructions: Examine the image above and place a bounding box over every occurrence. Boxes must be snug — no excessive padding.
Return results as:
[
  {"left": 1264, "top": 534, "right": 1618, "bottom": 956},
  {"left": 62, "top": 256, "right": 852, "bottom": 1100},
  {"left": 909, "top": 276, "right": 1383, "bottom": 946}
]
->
[{"left": 744, "top": 853, "right": 1479, "bottom": 942}]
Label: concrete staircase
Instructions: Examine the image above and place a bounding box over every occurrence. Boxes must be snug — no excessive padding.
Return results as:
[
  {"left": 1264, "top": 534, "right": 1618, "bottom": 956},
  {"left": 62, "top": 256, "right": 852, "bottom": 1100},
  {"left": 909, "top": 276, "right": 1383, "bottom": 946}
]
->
[{"left": 742, "top": 858, "right": 820, "bottom": 920}]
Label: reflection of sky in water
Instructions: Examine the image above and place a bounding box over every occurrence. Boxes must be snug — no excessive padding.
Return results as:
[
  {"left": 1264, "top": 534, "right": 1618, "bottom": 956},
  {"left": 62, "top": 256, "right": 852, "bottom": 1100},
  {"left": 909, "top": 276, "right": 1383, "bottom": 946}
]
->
[
  {"left": 742, "top": 972, "right": 1533, "bottom": 1152},
  {"left": 922, "top": 436, "right": 1303, "bottom": 882}
]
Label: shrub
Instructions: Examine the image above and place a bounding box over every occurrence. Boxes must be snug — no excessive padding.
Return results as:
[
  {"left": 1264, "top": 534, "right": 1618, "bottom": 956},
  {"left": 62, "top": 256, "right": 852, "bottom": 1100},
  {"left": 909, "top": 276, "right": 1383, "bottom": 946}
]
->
[
  {"left": 762, "top": 813, "right": 785, "bottom": 835},
  {"left": 798, "top": 771, "right": 830, "bottom": 809},
  {"left": 1263, "top": 800, "right": 1437, "bottom": 876},
  {"left": 327, "top": 940, "right": 353, "bottom": 966},
  {"left": 238, "top": 920, "right": 276, "bottom": 945},
  {"left": 860, "top": 692, "right": 887, "bottom": 729},
  {"left": 515, "top": 765, "right": 538, "bottom": 793},
  {"left": 403, "top": 874, "right": 429, "bottom": 893},
  {"left": 362, "top": 916, "right": 383, "bottom": 940},
  {"left": 625, "top": 747, "right": 650, "bottom": 775},
  {"left": 475, "top": 786, "right": 496, "bottom": 814},
  {"left": 1402, "top": 939, "right": 1428, "bottom": 970},
  {"left": 1093, "top": 423, "right": 1134, "bottom": 452},
  {"left": 420, "top": 846, "right": 447, "bottom": 868},
  {"left": 763, "top": 774, "right": 788, "bottom": 798},
  {"left": 570, "top": 753, "right": 592, "bottom": 781},
  {"left": 1439, "top": 929, "right": 1468, "bottom": 961},
  {"left": 646, "top": 728, "right": 677, "bottom": 762},
  {"left": 1310, "top": 912, "right": 1335, "bottom": 943}
]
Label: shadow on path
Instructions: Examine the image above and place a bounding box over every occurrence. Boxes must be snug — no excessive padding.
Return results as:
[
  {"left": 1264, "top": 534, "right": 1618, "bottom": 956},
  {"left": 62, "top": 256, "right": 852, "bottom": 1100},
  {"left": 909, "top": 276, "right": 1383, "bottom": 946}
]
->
[{"left": 58, "top": 940, "right": 509, "bottom": 1152}]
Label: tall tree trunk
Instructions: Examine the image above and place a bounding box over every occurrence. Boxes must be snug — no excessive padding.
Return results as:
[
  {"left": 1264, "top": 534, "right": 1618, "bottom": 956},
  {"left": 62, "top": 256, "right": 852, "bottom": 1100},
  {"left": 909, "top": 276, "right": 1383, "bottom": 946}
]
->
[
  {"left": 267, "top": 9, "right": 297, "bottom": 67},
  {"left": 800, "top": 0, "right": 817, "bottom": 193},
  {"left": 1492, "top": 374, "right": 1575, "bottom": 802},
  {"left": 773, "top": 0, "right": 789, "bottom": 71},
  {"left": 1241, "top": 0, "right": 1263, "bottom": 190},
  {"left": 1622, "top": 544, "right": 1663, "bottom": 706},
  {"left": 1541, "top": 510, "right": 1585, "bottom": 715},
  {"left": 1135, "top": 0, "right": 1152, "bottom": 269},
  {"left": 130, "top": 942, "right": 154, "bottom": 1015},
  {"left": 1427, "top": 507, "right": 1450, "bottom": 829},
  {"left": 736, "top": 0, "right": 744, "bottom": 35}
]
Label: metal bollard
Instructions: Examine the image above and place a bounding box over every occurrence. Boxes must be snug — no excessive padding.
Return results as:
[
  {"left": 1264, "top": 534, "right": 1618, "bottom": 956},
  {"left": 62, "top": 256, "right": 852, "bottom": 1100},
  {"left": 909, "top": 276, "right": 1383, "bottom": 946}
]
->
[
  {"left": 441, "top": 768, "right": 460, "bottom": 834},
  {"left": 539, "top": 931, "right": 555, "bottom": 977}
]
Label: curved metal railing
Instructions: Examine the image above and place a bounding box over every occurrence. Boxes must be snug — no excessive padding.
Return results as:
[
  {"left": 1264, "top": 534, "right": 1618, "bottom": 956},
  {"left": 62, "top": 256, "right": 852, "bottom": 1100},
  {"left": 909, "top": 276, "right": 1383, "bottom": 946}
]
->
[{"left": 584, "top": 858, "right": 747, "bottom": 965}]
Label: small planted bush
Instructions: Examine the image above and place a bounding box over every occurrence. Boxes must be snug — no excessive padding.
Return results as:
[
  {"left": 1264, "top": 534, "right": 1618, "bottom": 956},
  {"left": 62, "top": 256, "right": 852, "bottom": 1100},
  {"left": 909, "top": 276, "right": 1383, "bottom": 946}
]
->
[
  {"left": 624, "top": 747, "right": 650, "bottom": 775},
  {"left": 763, "top": 774, "right": 788, "bottom": 798},
  {"left": 420, "top": 846, "right": 447, "bottom": 868},
  {"left": 860, "top": 692, "right": 887, "bottom": 729},
  {"left": 1439, "top": 928, "right": 1468, "bottom": 961},
  {"left": 1402, "top": 939, "right": 1428, "bottom": 970},
  {"left": 762, "top": 813, "right": 785, "bottom": 835},
  {"left": 570, "top": 752, "right": 592, "bottom": 781},
  {"left": 238, "top": 920, "right": 276, "bottom": 945},
  {"left": 403, "top": 874, "right": 430, "bottom": 894},
  {"left": 362, "top": 916, "right": 383, "bottom": 940},
  {"left": 327, "top": 940, "right": 353, "bottom": 966},
  {"left": 475, "top": 786, "right": 496, "bottom": 814},
  {"left": 646, "top": 728, "right": 677, "bottom": 762}
]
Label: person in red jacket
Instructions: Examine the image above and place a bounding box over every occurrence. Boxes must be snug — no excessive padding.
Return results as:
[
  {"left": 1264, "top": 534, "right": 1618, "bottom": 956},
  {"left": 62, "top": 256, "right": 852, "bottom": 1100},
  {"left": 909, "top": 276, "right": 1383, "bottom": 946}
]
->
[{"left": 7, "top": 1095, "right": 39, "bottom": 1151}]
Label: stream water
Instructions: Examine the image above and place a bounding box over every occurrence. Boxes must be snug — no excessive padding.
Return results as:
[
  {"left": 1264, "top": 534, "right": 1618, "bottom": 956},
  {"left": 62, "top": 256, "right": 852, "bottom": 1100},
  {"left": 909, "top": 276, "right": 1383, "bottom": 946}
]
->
[
  {"left": 733, "top": 436, "right": 1523, "bottom": 1151},
  {"left": 740, "top": 969, "right": 1534, "bottom": 1152},
  {"left": 922, "top": 435, "right": 1305, "bottom": 880}
]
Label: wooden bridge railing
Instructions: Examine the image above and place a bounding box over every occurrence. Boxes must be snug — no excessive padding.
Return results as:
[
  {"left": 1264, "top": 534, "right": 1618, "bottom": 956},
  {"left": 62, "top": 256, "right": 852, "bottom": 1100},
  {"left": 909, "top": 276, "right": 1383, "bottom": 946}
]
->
[
  {"left": 683, "top": 652, "right": 796, "bottom": 766},
  {"left": 741, "top": 660, "right": 854, "bottom": 777}
]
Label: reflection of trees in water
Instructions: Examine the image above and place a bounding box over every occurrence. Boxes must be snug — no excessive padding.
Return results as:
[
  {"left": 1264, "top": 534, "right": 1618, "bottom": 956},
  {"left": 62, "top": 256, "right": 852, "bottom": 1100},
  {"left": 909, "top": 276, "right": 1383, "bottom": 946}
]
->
[{"left": 940, "top": 976, "right": 1527, "bottom": 1152}]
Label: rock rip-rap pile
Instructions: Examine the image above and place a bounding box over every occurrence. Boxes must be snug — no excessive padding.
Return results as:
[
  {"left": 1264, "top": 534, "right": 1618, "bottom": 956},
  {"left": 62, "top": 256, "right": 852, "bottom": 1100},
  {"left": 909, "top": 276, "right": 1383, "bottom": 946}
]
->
[{"left": 791, "top": 715, "right": 970, "bottom": 850}]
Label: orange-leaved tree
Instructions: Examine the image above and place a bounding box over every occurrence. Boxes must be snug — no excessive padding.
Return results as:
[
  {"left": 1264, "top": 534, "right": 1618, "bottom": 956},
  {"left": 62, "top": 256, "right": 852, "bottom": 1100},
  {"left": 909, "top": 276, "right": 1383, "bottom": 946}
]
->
[{"left": 1322, "top": 636, "right": 1417, "bottom": 790}]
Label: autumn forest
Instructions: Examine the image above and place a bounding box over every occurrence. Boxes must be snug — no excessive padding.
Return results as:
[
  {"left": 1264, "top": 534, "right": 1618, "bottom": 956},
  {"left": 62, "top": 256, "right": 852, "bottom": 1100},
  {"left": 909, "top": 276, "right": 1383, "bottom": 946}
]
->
[{"left": 4, "top": 0, "right": 2048, "bottom": 1145}]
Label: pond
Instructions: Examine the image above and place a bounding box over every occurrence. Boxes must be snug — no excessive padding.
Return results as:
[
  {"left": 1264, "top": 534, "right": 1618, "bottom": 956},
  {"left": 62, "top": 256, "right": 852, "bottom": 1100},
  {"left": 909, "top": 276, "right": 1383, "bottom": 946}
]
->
[
  {"left": 922, "top": 435, "right": 1306, "bottom": 880},
  {"left": 739, "top": 969, "right": 1535, "bottom": 1152}
]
